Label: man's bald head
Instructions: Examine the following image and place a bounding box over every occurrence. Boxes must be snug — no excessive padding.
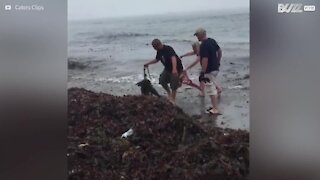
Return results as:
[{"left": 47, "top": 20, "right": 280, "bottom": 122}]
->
[{"left": 152, "top": 39, "right": 163, "bottom": 50}]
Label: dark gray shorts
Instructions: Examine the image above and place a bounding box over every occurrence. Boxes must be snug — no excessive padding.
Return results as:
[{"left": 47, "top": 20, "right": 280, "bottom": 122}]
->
[{"left": 159, "top": 70, "right": 181, "bottom": 90}]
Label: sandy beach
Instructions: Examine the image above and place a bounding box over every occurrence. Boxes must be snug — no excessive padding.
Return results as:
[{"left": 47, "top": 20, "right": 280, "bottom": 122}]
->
[
  {"left": 67, "top": 10, "right": 250, "bottom": 179},
  {"left": 68, "top": 55, "right": 249, "bottom": 130},
  {"left": 68, "top": 11, "right": 249, "bottom": 130}
]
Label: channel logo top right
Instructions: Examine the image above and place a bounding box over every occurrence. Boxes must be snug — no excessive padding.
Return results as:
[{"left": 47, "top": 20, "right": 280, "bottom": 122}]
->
[{"left": 278, "top": 3, "right": 316, "bottom": 13}]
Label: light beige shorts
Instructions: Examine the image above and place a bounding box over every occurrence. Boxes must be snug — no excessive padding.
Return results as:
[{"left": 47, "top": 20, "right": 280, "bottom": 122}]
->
[{"left": 204, "top": 71, "right": 219, "bottom": 96}]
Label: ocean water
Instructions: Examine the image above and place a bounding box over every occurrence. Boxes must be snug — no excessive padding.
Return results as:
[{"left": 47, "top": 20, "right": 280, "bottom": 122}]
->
[{"left": 68, "top": 10, "right": 249, "bottom": 91}]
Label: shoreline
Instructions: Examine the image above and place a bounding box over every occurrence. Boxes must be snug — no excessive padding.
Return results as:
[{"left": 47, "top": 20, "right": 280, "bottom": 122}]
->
[
  {"left": 68, "top": 64, "right": 249, "bottom": 130},
  {"left": 68, "top": 80, "right": 249, "bottom": 131},
  {"left": 68, "top": 55, "right": 249, "bottom": 131}
]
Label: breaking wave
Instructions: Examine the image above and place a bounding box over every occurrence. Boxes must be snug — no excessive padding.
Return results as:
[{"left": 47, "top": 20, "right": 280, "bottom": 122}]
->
[
  {"left": 68, "top": 57, "right": 106, "bottom": 70},
  {"left": 68, "top": 60, "right": 90, "bottom": 70},
  {"left": 94, "top": 32, "right": 154, "bottom": 40},
  {"left": 162, "top": 39, "right": 195, "bottom": 44}
]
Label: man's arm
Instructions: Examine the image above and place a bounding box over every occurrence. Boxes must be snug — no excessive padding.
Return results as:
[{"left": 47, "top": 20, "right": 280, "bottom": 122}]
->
[
  {"left": 201, "top": 57, "right": 208, "bottom": 73},
  {"left": 144, "top": 59, "right": 159, "bottom": 67},
  {"left": 216, "top": 48, "right": 222, "bottom": 64},
  {"left": 200, "top": 43, "right": 209, "bottom": 73},
  {"left": 171, "top": 56, "right": 178, "bottom": 75}
]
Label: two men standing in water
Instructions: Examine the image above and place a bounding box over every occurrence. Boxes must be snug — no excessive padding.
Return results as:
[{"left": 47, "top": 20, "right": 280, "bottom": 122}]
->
[{"left": 144, "top": 28, "right": 222, "bottom": 114}]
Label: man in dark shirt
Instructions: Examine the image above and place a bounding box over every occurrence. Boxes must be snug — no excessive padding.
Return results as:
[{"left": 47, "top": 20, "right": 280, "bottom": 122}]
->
[
  {"left": 144, "top": 39, "right": 183, "bottom": 104},
  {"left": 194, "top": 28, "right": 222, "bottom": 114}
]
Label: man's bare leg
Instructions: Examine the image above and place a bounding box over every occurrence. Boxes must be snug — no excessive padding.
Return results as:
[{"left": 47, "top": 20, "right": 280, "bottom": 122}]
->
[
  {"left": 171, "top": 90, "right": 177, "bottom": 104},
  {"left": 161, "top": 83, "right": 171, "bottom": 97},
  {"left": 204, "top": 72, "right": 221, "bottom": 114},
  {"left": 210, "top": 94, "right": 220, "bottom": 114},
  {"left": 161, "top": 83, "right": 172, "bottom": 101},
  {"left": 200, "top": 82, "right": 205, "bottom": 96}
]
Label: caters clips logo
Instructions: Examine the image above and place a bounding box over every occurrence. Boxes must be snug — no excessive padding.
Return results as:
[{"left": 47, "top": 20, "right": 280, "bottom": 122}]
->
[{"left": 278, "top": 3, "right": 316, "bottom": 13}]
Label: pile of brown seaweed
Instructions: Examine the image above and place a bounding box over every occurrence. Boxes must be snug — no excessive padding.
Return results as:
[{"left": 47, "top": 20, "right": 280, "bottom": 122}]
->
[{"left": 68, "top": 88, "right": 249, "bottom": 180}]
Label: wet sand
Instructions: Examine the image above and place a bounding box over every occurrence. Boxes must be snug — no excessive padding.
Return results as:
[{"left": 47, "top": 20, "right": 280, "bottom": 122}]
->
[
  {"left": 177, "top": 57, "right": 249, "bottom": 130},
  {"left": 68, "top": 56, "right": 249, "bottom": 131}
]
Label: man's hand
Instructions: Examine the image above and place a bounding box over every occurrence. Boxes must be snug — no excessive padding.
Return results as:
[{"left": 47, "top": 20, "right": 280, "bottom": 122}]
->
[
  {"left": 199, "top": 71, "right": 210, "bottom": 83},
  {"left": 179, "top": 70, "right": 186, "bottom": 79},
  {"left": 199, "top": 71, "right": 205, "bottom": 82},
  {"left": 172, "top": 69, "right": 178, "bottom": 77}
]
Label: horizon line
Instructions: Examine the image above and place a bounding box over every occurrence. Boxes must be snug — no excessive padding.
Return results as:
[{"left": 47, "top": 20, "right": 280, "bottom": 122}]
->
[{"left": 69, "top": 7, "right": 248, "bottom": 22}]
